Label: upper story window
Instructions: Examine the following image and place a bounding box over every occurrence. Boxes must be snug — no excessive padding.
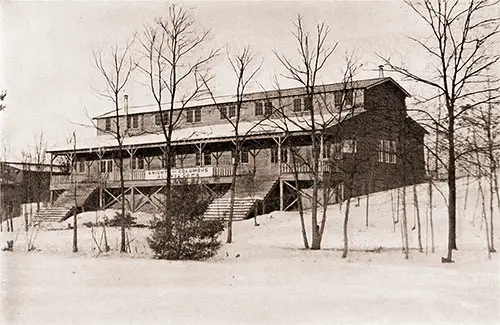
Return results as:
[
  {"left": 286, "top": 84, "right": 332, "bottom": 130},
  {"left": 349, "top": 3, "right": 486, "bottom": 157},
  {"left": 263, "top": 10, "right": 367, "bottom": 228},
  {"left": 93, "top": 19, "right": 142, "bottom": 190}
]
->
[
  {"left": 220, "top": 105, "right": 236, "bottom": 120},
  {"left": 195, "top": 152, "right": 212, "bottom": 166},
  {"left": 232, "top": 148, "right": 249, "bottom": 164},
  {"left": 270, "top": 147, "right": 288, "bottom": 163},
  {"left": 161, "top": 154, "right": 176, "bottom": 168},
  {"left": 255, "top": 102, "right": 263, "bottom": 116},
  {"left": 304, "top": 97, "right": 313, "bottom": 111},
  {"left": 100, "top": 160, "right": 113, "bottom": 173},
  {"left": 187, "top": 108, "right": 202, "bottom": 123},
  {"left": 77, "top": 158, "right": 86, "bottom": 173},
  {"left": 264, "top": 101, "right": 273, "bottom": 116},
  {"left": 105, "top": 118, "right": 111, "bottom": 131},
  {"left": 131, "top": 156, "right": 144, "bottom": 170},
  {"left": 155, "top": 112, "right": 169, "bottom": 126},
  {"left": 293, "top": 98, "right": 302, "bottom": 112},
  {"left": 328, "top": 140, "right": 357, "bottom": 160},
  {"left": 334, "top": 90, "right": 354, "bottom": 108},
  {"left": 378, "top": 139, "right": 396, "bottom": 164},
  {"left": 127, "top": 115, "right": 139, "bottom": 129}
]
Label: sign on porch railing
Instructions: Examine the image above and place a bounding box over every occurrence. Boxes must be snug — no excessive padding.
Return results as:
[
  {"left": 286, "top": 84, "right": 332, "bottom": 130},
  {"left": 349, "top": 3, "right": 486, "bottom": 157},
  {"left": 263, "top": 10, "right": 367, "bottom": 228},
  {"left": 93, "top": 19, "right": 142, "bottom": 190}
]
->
[{"left": 145, "top": 166, "right": 214, "bottom": 180}]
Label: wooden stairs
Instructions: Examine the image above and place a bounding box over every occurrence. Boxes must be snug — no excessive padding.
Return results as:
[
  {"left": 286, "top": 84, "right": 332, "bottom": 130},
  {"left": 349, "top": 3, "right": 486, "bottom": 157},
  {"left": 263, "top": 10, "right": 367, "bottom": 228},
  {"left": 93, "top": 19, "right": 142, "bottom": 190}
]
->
[
  {"left": 33, "top": 184, "right": 98, "bottom": 224},
  {"left": 204, "top": 178, "right": 279, "bottom": 220}
]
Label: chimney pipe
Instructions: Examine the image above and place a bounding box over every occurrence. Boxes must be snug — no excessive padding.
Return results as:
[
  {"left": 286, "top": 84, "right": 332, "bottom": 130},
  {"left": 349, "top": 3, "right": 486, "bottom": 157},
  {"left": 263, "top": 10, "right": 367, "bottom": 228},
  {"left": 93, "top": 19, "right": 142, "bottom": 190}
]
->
[
  {"left": 378, "top": 65, "right": 384, "bottom": 78},
  {"left": 124, "top": 94, "right": 129, "bottom": 116}
]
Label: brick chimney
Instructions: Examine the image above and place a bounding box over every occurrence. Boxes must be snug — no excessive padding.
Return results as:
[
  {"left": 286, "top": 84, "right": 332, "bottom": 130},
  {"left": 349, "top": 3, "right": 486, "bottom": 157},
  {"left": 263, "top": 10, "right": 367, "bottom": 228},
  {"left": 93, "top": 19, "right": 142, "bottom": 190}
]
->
[
  {"left": 378, "top": 65, "right": 384, "bottom": 78},
  {"left": 124, "top": 94, "right": 129, "bottom": 116}
]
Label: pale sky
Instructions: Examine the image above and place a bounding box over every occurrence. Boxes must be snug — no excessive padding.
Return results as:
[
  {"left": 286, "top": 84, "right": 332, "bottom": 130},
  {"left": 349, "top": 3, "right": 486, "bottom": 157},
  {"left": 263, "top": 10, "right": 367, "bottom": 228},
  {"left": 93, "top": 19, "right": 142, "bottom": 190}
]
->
[{"left": 0, "top": 0, "right": 429, "bottom": 161}]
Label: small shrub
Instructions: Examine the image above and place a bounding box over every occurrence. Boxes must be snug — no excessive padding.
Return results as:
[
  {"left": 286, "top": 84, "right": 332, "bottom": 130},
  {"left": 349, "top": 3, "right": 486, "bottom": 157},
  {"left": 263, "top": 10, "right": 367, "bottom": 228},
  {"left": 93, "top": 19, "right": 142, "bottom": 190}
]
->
[
  {"left": 108, "top": 211, "right": 136, "bottom": 227},
  {"left": 148, "top": 184, "right": 224, "bottom": 260}
]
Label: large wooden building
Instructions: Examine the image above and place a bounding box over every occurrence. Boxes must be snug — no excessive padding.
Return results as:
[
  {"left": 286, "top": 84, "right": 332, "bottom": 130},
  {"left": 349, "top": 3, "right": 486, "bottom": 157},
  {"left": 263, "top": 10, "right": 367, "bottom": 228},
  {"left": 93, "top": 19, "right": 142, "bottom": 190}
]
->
[{"left": 39, "top": 77, "right": 426, "bottom": 222}]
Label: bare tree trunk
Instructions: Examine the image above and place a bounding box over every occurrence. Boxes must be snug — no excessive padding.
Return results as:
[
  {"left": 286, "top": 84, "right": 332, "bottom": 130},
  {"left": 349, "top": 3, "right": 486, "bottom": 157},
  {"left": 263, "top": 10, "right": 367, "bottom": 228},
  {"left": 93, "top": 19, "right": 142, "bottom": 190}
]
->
[
  {"left": 478, "top": 176, "right": 492, "bottom": 258},
  {"left": 291, "top": 149, "right": 309, "bottom": 249},
  {"left": 402, "top": 184, "right": 409, "bottom": 260},
  {"left": 227, "top": 156, "right": 238, "bottom": 244},
  {"left": 341, "top": 186, "right": 351, "bottom": 259},
  {"left": 310, "top": 136, "right": 321, "bottom": 250},
  {"left": 365, "top": 185, "right": 370, "bottom": 228},
  {"left": 413, "top": 184, "right": 423, "bottom": 252},
  {"left": 72, "top": 134, "right": 78, "bottom": 253},
  {"left": 429, "top": 176, "right": 435, "bottom": 253},
  {"left": 489, "top": 171, "right": 496, "bottom": 253}
]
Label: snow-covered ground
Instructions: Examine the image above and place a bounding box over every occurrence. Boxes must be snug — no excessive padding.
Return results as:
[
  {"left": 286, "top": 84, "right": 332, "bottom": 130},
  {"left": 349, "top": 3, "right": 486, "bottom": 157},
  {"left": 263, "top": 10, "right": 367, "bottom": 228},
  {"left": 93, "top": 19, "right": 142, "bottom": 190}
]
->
[{"left": 1, "top": 176, "right": 499, "bottom": 324}]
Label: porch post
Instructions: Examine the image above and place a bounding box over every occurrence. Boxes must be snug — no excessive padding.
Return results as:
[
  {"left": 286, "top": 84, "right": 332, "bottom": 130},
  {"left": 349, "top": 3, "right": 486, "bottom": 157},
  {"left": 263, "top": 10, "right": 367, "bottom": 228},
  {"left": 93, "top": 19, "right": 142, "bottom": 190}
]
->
[
  {"left": 320, "top": 134, "right": 324, "bottom": 172},
  {"left": 278, "top": 136, "right": 283, "bottom": 211},
  {"left": 49, "top": 154, "right": 55, "bottom": 207}
]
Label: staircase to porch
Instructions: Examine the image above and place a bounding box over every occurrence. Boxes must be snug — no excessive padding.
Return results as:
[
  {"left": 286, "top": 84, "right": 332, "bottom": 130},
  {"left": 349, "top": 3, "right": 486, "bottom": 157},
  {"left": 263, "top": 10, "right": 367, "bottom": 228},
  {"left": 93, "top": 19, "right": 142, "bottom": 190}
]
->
[
  {"left": 33, "top": 184, "right": 98, "bottom": 224},
  {"left": 204, "top": 178, "right": 279, "bottom": 220}
]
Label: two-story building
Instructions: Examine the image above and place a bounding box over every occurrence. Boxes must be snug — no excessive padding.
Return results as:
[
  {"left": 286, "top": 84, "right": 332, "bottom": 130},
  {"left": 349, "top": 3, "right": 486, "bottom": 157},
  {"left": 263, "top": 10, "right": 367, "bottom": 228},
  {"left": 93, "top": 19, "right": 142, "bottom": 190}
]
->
[{"left": 38, "top": 77, "right": 427, "bottom": 222}]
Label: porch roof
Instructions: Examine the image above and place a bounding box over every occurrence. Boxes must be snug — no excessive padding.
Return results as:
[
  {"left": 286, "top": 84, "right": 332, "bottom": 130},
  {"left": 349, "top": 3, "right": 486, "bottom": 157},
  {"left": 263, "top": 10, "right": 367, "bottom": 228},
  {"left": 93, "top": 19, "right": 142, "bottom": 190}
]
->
[{"left": 49, "top": 110, "right": 364, "bottom": 154}]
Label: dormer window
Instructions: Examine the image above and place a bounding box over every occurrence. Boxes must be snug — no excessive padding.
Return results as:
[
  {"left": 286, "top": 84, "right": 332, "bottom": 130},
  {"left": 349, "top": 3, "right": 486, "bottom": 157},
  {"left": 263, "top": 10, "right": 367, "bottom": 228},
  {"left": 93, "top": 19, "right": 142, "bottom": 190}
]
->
[
  {"left": 220, "top": 105, "right": 236, "bottom": 120},
  {"left": 293, "top": 98, "right": 302, "bottom": 112},
  {"left": 187, "top": 108, "right": 202, "bottom": 123},
  {"left": 127, "top": 115, "right": 139, "bottom": 129},
  {"left": 155, "top": 112, "right": 169, "bottom": 126},
  {"left": 334, "top": 90, "right": 354, "bottom": 107},
  {"left": 255, "top": 102, "right": 263, "bottom": 116},
  {"left": 264, "top": 101, "right": 273, "bottom": 116},
  {"left": 105, "top": 118, "right": 111, "bottom": 131}
]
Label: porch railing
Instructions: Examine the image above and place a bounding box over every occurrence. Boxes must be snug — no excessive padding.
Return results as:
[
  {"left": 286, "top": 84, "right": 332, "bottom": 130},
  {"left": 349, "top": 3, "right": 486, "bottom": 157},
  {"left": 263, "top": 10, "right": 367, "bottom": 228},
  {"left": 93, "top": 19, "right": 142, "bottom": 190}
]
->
[
  {"left": 280, "top": 161, "right": 337, "bottom": 174},
  {"left": 51, "top": 165, "right": 255, "bottom": 185}
]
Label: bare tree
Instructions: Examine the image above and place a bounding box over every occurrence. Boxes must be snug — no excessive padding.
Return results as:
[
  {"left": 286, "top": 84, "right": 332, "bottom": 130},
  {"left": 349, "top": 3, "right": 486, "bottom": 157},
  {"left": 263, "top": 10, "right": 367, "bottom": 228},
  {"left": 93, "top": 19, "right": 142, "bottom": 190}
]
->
[
  {"left": 380, "top": 0, "right": 500, "bottom": 262},
  {"left": 202, "top": 46, "right": 262, "bottom": 243},
  {"left": 139, "top": 5, "right": 218, "bottom": 211},
  {"left": 93, "top": 39, "right": 137, "bottom": 253},
  {"left": 275, "top": 15, "right": 337, "bottom": 250},
  {"left": 71, "top": 132, "right": 78, "bottom": 253}
]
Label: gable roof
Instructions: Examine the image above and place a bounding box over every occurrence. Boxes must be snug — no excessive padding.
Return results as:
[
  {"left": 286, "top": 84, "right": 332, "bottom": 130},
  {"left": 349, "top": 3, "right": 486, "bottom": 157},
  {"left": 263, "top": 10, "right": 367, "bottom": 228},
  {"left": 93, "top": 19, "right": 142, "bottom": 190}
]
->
[{"left": 95, "top": 77, "right": 410, "bottom": 119}]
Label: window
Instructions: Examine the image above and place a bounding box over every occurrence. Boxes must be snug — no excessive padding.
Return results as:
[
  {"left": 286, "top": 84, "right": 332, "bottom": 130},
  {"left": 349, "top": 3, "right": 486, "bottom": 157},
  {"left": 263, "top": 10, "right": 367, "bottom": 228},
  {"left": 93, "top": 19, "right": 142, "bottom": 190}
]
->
[
  {"left": 100, "top": 160, "right": 113, "bottom": 173},
  {"left": 229, "top": 105, "right": 236, "bottom": 118},
  {"left": 271, "top": 147, "right": 278, "bottom": 164},
  {"left": 155, "top": 112, "right": 168, "bottom": 126},
  {"left": 78, "top": 158, "right": 85, "bottom": 173},
  {"left": 204, "top": 152, "right": 212, "bottom": 166},
  {"left": 264, "top": 101, "right": 273, "bottom": 116},
  {"left": 131, "top": 156, "right": 144, "bottom": 170},
  {"left": 240, "top": 148, "right": 249, "bottom": 164},
  {"left": 187, "top": 108, "right": 201, "bottom": 123},
  {"left": 232, "top": 148, "right": 249, "bottom": 164},
  {"left": 281, "top": 147, "right": 288, "bottom": 163},
  {"left": 161, "top": 154, "right": 176, "bottom": 168},
  {"left": 304, "top": 97, "right": 313, "bottom": 111},
  {"left": 127, "top": 115, "right": 139, "bottom": 128},
  {"left": 219, "top": 106, "right": 227, "bottom": 119},
  {"left": 334, "top": 92, "right": 342, "bottom": 107},
  {"left": 345, "top": 90, "right": 353, "bottom": 106},
  {"left": 195, "top": 152, "right": 211, "bottom": 166},
  {"left": 378, "top": 140, "right": 397, "bottom": 164},
  {"left": 293, "top": 98, "right": 302, "bottom": 112},
  {"left": 334, "top": 90, "right": 354, "bottom": 107},
  {"left": 323, "top": 143, "right": 331, "bottom": 159},
  {"left": 342, "top": 139, "right": 357, "bottom": 154},
  {"left": 332, "top": 143, "right": 342, "bottom": 160},
  {"left": 194, "top": 108, "right": 201, "bottom": 122},
  {"left": 105, "top": 118, "right": 111, "bottom": 131},
  {"left": 255, "top": 102, "right": 263, "bottom": 116},
  {"left": 329, "top": 140, "right": 357, "bottom": 159},
  {"left": 220, "top": 105, "right": 236, "bottom": 119}
]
